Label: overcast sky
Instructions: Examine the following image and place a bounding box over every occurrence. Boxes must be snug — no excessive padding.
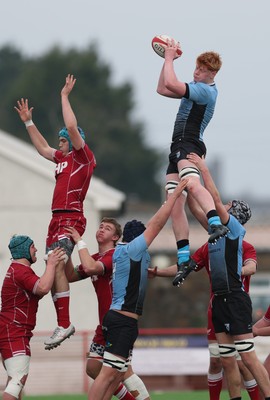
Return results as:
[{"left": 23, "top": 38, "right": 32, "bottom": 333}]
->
[{"left": 1, "top": 0, "right": 270, "bottom": 201}]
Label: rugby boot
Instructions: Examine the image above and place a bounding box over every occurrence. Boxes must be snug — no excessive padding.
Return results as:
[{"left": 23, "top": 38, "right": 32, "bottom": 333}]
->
[
  {"left": 44, "top": 324, "right": 75, "bottom": 350},
  {"left": 172, "top": 258, "right": 197, "bottom": 287},
  {"left": 208, "top": 224, "right": 229, "bottom": 244}
]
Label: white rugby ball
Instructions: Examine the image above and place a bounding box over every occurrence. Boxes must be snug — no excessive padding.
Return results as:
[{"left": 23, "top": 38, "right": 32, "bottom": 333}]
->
[{"left": 151, "top": 34, "right": 182, "bottom": 58}]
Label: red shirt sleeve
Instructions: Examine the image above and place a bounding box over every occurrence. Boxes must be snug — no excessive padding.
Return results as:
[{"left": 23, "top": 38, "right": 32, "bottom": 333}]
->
[{"left": 192, "top": 242, "right": 209, "bottom": 273}]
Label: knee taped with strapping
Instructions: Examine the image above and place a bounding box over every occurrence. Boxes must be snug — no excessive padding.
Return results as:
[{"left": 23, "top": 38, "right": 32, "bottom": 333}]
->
[
  {"left": 208, "top": 342, "right": 220, "bottom": 358},
  {"left": 218, "top": 343, "right": 237, "bottom": 357},
  {"left": 165, "top": 180, "right": 187, "bottom": 197},
  {"left": 5, "top": 378, "right": 24, "bottom": 399},
  {"left": 4, "top": 355, "right": 30, "bottom": 398},
  {"left": 165, "top": 180, "right": 179, "bottom": 194},
  {"left": 103, "top": 351, "right": 127, "bottom": 372},
  {"left": 124, "top": 373, "right": 150, "bottom": 400},
  {"left": 179, "top": 166, "right": 200, "bottom": 179},
  {"left": 235, "top": 339, "right": 254, "bottom": 354}
]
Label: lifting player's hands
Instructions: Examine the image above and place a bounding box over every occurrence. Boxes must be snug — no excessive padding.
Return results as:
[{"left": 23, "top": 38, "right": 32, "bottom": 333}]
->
[
  {"left": 14, "top": 98, "right": 33, "bottom": 122},
  {"left": 174, "top": 178, "right": 188, "bottom": 197},
  {"left": 65, "top": 226, "right": 81, "bottom": 244},
  {"left": 187, "top": 153, "right": 207, "bottom": 172},
  {"left": 61, "top": 74, "right": 76, "bottom": 97},
  {"left": 47, "top": 247, "right": 67, "bottom": 267},
  {"left": 147, "top": 266, "right": 158, "bottom": 279},
  {"left": 165, "top": 178, "right": 188, "bottom": 198}
]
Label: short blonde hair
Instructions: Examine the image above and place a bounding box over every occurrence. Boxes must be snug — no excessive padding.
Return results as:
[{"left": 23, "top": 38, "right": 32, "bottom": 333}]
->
[
  {"left": 101, "top": 217, "right": 122, "bottom": 245},
  {"left": 197, "top": 51, "right": 222, "bottom": 72}
]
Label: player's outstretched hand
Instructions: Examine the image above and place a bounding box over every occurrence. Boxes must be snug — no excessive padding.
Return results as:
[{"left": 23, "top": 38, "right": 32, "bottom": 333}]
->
[
  {"left": 61, "top": 74, "right": 76, "bottom": 97},
  {"left": 174, "top": 178, "right": 188, "bottom": 197},
  {"left": 14, "top": 98, "right": 33, "bottom": 122}
]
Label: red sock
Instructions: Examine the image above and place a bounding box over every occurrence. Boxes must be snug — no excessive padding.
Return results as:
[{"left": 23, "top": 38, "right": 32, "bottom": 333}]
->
[
  {"left": 54, "top": 294, "right": 70, "bottom": 328},
  {"left": 208, "top": 372, "right": 223, "bottom": 400},
  {"left": 114, "top": 383, "right": 135, "bottom": 399},
  {"left": 245, "top": 382, "right": 260, "bottom": 400}
]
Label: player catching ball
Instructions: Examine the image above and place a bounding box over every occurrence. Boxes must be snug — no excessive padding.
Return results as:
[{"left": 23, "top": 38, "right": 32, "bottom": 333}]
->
[{"left": 155, "top": 36, "right": 227, "bottom": 286}]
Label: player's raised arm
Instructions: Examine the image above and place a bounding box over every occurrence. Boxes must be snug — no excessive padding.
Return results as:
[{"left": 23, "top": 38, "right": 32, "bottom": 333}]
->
[
  {"left": 187, "top": 152, "right": 229, "bottom": 225},
  {"left": 143, "top": 179, "right": 188, "bottom": 246},
  {"left": 14, "top": 98, "right": 54, "bottom": 161},
  {"left": 65, "top": 227, "right": 103, "bottom": 277},
  {"left": 61, "top": 74, "right": 84, "bottom": 150},
  {"left": 153, "top": 35, "right": 183, "bottom": 98}
]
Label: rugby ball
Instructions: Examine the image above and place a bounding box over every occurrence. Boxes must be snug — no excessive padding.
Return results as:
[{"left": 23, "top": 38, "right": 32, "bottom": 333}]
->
[{"left": 151, "top": 35, "right": 182, "bottom": 58}]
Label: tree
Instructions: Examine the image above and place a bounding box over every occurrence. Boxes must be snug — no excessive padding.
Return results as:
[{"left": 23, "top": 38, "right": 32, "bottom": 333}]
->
[{"left": 0, "top": 44, "right": 162, "bottom": 202}]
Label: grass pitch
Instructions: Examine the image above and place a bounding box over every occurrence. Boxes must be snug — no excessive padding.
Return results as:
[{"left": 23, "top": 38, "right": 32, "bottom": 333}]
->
[{"left": 24, "top": 389, "right": 250, "bottom": 399}]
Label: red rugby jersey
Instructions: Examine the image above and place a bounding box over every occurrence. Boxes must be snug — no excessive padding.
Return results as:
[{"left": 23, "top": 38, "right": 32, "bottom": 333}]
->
[
  {"left": 0, "top": 262, "right": 41, "bottom": 339},
  {"left": 193, "top": 240, "right": 257, "bottom": 295},
  {"left": 91, "top": 248, "right": 114, "bottom": 344},
  {"left": 52, "top": 143, "right": 96, "bottom": 212}
]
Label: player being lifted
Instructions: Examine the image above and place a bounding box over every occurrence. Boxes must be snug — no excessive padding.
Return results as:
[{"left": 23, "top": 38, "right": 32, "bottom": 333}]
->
[
  {"left": 15, "top": 74, "right": 96, "bottom": 349},
  {"left": 156, "top": 38, "right": 228, "bottom": 286}
]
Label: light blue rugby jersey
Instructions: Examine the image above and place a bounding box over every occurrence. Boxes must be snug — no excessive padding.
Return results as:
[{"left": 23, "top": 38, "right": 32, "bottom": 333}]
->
[
  {"left": 172, "top": 81, "right": 218, "bottom": 142},
  {"left": 209, "top": 215, "right": 246, "bottom": 295},
  {"left": 110, "top": 234, "right": 150, "bottom": 316}
]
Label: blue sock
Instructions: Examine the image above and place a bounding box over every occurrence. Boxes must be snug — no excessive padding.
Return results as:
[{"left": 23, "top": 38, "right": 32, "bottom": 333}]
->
[
  {"left": 208, "top": 216, "right": 222, "bottom": 227},
  {"left": 177, "top": 245, "right": 190, "bottom": 265}
]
